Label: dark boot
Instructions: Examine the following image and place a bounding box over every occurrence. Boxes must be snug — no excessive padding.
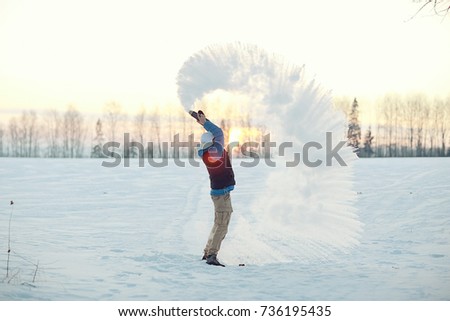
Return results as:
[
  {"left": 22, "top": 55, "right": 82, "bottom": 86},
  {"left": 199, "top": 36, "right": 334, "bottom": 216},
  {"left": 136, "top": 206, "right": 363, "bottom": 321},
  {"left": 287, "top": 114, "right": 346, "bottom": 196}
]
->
[{"left": 206, "top": 254, "right": 225, "bottom": 267}]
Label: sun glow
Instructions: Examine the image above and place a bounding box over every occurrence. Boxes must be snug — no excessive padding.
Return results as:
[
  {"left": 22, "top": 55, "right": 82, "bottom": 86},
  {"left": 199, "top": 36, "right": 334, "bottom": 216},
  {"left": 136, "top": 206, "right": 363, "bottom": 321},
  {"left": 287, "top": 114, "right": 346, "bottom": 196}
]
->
[
  {"left": 228, "top": 127, "right": 243, "bottom": 145},
  {"left": 228, "top": 126, "right": 265, "bottom": 145}
]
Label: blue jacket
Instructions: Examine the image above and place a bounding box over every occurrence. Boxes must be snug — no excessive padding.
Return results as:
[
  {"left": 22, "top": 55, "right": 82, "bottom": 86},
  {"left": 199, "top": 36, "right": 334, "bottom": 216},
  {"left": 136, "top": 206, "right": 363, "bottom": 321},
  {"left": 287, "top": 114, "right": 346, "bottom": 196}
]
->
[{"left": 198, "top": 120, "right": 235, "bottom": 195}]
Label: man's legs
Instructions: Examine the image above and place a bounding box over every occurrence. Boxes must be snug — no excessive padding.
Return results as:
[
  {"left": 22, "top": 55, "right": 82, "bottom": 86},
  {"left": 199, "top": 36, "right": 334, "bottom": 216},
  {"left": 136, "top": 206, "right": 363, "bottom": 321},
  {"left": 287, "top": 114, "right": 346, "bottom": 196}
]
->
[{"left": 204, "top": 193, "right": 233, "bottom": 257}]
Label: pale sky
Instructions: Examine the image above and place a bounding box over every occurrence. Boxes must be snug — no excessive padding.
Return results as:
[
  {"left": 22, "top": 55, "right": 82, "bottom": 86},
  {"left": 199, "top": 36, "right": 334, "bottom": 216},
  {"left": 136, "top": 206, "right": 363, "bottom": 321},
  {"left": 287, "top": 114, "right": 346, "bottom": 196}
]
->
[{"left": 0, "top": 0, "right": 449, "bottom": 117}]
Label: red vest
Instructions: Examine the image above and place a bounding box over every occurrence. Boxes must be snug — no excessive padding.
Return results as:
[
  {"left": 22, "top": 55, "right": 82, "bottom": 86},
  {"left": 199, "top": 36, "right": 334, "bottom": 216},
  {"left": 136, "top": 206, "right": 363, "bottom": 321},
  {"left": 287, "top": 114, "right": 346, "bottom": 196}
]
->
[{"left": 202, "top": 144, "right": 236, "bottom": 190}]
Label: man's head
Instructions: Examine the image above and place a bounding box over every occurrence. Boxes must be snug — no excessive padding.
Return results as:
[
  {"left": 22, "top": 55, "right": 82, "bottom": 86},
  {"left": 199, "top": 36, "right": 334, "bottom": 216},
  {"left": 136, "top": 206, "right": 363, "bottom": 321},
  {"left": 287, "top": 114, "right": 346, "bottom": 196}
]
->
[{"left": 200, "top": 131, "right": 214, "bottom": 149}]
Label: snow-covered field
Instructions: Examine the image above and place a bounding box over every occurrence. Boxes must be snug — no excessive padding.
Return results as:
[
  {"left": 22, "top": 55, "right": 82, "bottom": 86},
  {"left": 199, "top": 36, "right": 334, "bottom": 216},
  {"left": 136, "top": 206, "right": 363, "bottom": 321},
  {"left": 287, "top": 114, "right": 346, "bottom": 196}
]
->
[{"left": 0, "top": 157, "right": 449, "bottom": 300}]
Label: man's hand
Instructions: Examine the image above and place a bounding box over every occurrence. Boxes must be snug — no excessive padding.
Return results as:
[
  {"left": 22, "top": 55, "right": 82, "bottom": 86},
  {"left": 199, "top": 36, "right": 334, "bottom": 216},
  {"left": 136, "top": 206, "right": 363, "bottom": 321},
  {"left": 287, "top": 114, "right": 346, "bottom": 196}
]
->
[{"left": 197, "top": 112, "right": 206, "bottom": 125}]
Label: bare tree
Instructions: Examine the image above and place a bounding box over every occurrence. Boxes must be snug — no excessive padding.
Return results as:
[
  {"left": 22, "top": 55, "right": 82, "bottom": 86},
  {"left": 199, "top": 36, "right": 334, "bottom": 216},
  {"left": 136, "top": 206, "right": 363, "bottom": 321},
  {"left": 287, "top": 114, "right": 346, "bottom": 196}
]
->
[
  {"left": 24, "top": 111, "right": 39, "bottom": 157},
  {"left": 404, "top": 95, "right": 421, "bottom": 156},
  {"left": 438, "top": 96, "right": 450, "bottom": 156},
  {"left": 380, "top": 94, "right": 402, "bottom": 157},
  {"left": 0, "top": 122, "right": 4, "bottom": 156},
  {"left": 103, "top": 102, "right": 126, "bottom": 146},
  {"left": 176, "top": 108, "right": 188, "bottom": 158},
  {"left": 413, "top": 94, "right": 429, "bottom": 157},
  {"left": 102, "top": 102, "right": 128, "bottom": 158},
  {"left": 134, "top": 106, "right": 147, "bottom": 146},
  {"left": 130, "top": 106, "right": 147, "bottom": 158},
  {"left": 411, "top": 0, "right": 450, "bottom": 19},
  {"left": 147, "top": 106, "right": 163, "bottom": 158},
  {"left": 63, "top": 105, "right": 86, "bottom": 158},
  {"left": 8, "top": 117, "right": 19, "bottom": 157},
  {"left": 43, "top": 109, "right": 62, "bottom": 157},
  {"left": 10, "top": 110, "right": 40, "bottom": 157},
  {"left": 167, "top": 108, "right": 173, "bottom": 158},
  {"left": 429, "top": 98, "right": 442, "bottom": 156}
]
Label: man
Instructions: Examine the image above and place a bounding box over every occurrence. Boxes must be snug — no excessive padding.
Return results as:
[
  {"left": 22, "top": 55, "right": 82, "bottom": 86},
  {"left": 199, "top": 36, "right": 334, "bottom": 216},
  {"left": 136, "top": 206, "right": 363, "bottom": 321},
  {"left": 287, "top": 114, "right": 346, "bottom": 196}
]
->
[{"left": 196, "top": 111, "right": 235, "bottom": 267}]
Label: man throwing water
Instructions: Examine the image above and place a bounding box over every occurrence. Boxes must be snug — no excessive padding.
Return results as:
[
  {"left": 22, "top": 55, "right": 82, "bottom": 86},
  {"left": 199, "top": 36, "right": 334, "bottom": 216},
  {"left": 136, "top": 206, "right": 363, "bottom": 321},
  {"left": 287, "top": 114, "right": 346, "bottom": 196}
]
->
[{"left": 194, "top": 110, "right": 236, "bottom": 267}]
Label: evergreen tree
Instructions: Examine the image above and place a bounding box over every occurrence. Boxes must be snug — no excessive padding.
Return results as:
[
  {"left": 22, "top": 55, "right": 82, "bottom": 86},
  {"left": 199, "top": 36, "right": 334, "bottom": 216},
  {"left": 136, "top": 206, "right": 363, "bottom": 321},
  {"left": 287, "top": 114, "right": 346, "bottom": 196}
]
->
[
  {"left": 360, "top": 126, "right": 375, "bottom": 157},
  {"left": 91, "top": 119, "right": 106, "bottom": 158},
  {"left": 347, "top": 98, "right": 362, "bottom": 154}
]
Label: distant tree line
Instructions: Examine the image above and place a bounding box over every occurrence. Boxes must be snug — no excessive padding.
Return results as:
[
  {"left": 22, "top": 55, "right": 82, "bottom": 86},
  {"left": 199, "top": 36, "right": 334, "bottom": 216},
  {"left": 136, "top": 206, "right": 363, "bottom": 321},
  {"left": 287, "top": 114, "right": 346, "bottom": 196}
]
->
[
  {"left": 0, "top": 103, "right": 188, "bottom": 159},
  {"left": 0, "top": 101, "right": 262, "bottom": 159},
  {"left": 1, "top": 93, "right": 449, "bottom": 159},
  {"left": 0, "top": 106, "right": 87, "bottom": 158},
  {"left": 343, "top": 94, "right": 450, "bottom": 157}
]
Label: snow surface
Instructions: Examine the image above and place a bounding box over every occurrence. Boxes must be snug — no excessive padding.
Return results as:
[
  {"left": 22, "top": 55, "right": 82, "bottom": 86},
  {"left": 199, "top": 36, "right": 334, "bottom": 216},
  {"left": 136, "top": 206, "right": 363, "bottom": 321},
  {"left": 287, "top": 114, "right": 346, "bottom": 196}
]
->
[{"left": 0, "top": 157, "right": 449, "bottom": 300}]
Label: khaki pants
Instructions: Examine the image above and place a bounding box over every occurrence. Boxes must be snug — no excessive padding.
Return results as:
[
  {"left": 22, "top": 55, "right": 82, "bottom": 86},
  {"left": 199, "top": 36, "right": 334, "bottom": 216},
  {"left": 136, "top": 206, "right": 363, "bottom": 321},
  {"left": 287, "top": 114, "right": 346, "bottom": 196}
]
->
[{"left": 204, "top": 193, "right": 233, "bottom": 256}]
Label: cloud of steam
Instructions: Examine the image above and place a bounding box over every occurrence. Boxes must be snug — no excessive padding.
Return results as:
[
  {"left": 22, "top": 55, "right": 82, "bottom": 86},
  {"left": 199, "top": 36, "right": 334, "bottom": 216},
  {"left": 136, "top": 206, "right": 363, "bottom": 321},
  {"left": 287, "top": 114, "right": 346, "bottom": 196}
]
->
[{"left": 177, "top": 43, "right": 362, "bottom": 265}]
